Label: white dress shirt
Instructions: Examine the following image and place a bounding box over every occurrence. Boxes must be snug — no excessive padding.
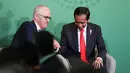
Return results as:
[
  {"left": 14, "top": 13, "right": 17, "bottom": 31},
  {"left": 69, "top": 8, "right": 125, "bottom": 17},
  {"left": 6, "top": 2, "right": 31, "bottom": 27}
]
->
[
  {"left": 77, "top": 25, "right": 102, "bottom": 61},
  {"left": 77, "top": 25, "right": 87, "bottom": 52}
]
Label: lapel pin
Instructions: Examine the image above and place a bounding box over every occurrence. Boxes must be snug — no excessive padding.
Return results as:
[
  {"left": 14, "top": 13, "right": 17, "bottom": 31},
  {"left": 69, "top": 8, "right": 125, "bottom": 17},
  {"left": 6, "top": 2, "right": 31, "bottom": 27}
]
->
[{"left": 90, "top": 29, "right": 92, "bottom": 35}]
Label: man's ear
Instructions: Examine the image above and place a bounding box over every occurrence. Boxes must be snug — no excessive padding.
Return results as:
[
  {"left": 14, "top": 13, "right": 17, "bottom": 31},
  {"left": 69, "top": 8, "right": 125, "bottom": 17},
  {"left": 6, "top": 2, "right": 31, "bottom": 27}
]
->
[
  {"left": 34, "top": 13, "right": 39, "bottom": 20},
  {"left": 87, "top": 19, "right": 89, "bottom": 22}
]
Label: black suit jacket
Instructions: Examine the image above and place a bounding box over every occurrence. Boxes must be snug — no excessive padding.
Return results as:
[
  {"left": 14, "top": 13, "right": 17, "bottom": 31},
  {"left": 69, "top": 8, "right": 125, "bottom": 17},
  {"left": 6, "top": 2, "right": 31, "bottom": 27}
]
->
[
  {"left": 9, "top": 21, "right": 39, "bottom": 66},
  {"left": 10, "top": 21, "right": 37, "bottom": 48},
  {"left": 60, "top": 22, "right": 107, "bottom": 61}
]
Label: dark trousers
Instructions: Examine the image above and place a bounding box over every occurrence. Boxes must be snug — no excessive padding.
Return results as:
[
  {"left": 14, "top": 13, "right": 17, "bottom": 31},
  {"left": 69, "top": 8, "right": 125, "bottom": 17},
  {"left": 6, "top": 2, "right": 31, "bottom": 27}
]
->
[{"left": 67, "top": 57, "right": 107, "bottom": 73}]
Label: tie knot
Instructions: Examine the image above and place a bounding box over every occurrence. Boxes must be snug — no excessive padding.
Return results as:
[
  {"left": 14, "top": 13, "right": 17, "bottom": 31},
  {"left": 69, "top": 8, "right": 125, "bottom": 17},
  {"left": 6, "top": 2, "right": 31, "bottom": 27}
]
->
[{"left": 80, "top": 29, "right": 84, "bottom": 33}]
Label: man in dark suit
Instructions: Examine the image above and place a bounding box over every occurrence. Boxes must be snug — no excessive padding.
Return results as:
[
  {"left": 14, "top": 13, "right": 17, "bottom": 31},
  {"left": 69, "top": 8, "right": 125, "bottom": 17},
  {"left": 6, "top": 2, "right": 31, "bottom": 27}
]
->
[
  {"left": 60, "top": 7, "right": 107, "bottom": 73},
  {"left": 9, "top": 5, "right": 60, "bottom": 68},
  {"left": 10, "top": 5, "right": 60, "bottom": 49}
]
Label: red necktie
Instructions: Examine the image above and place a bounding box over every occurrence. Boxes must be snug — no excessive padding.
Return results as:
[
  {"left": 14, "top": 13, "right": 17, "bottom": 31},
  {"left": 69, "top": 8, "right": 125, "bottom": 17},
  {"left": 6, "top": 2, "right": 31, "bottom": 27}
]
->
[{"left": 80, "top": 29, "right": 88, "bottom": 63}]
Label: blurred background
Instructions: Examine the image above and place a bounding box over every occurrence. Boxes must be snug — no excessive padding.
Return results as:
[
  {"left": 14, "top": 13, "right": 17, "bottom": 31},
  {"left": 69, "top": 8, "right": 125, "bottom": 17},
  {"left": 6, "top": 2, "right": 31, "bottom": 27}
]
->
[{"left": 0, "top": 0, "right": 129, "bottom": 73}]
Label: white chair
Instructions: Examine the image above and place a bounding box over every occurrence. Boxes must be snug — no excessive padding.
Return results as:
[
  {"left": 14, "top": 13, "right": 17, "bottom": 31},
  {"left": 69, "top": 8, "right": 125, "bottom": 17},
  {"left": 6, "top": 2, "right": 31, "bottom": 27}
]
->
[
  {"left": 95, "top": 48, "right": 116, "bottom": 73},
  {"left": 56, "top": 54, "right": 72, "bottom": 73},
  {"left": 106, "top": 53, "right": 116, "bottom": 73}
]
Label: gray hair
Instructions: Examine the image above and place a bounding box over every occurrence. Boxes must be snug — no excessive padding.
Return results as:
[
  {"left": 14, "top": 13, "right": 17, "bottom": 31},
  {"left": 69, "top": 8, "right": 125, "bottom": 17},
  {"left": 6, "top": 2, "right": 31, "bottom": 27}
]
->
[{"left": 33, "top": 5, "right": 45, "bottom": 18}]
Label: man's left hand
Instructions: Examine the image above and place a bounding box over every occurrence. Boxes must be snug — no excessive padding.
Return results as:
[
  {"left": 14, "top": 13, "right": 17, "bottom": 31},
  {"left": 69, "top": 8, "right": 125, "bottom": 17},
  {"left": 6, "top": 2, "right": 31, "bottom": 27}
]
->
[{"left": 92, "top": 57, "right": 103, "bottom": 69}]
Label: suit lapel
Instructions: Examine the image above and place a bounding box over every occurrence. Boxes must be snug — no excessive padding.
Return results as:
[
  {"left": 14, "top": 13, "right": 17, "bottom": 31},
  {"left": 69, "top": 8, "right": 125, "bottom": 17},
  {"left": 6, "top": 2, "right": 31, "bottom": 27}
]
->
[
  {"left": 31, "top": 21, "right": 37, "bottom": 44},
  {"left": 71, "top": 23, "right": 93, "bottom": 53},
  {"left": 72, "top": 24, "right": 78, "bottom": 52},
  {"left": 86, "top": 23, "right": 93, "bottom": 54},
  {"left": 31, "top": 21, "right": 37, "bottom": 32}
]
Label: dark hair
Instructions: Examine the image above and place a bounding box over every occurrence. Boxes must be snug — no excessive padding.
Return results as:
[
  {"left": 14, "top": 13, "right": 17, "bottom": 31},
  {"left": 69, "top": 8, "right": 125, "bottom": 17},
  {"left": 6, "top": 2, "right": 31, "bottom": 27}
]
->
[
  {"left": 74, "top": 7, "right": 90, "bottom": 20},
  {"left": 36, "top": 30, "right": 54, "bottom": 56}
]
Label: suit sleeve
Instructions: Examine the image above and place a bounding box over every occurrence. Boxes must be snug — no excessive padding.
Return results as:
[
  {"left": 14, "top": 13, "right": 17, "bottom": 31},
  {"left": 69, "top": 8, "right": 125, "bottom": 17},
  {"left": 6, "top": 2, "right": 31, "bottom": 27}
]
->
[
  {"left": 59, "top": 25, "right": 68, "bottom": 56},
  {"left": 23, "top": 26, "right": 39, "bottom": 66},
  {"left": 25, "top": 26, "right": 35, "bottom": 44},
  {"left": 96, "top": 26, "right": 107, "bottom": 60}
]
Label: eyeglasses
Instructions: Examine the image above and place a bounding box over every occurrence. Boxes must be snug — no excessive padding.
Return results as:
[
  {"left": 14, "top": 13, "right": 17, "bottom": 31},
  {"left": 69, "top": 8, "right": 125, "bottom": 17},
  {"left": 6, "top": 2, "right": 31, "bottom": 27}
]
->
[{"left": 38, "top": 14, "right": 51, "bottom": 21}]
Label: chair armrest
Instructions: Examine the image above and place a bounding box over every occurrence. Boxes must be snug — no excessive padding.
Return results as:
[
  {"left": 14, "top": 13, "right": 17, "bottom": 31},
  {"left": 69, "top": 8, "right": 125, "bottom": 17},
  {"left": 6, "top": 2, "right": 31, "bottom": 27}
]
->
[{"left": 106, "top": 53, "right": 116, "bottom": 73}]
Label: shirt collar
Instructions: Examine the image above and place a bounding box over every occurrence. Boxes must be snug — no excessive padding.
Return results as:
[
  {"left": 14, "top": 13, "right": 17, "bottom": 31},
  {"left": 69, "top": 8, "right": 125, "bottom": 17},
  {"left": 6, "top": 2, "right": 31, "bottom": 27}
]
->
[
  {"left": 78, "top": 24, "right": 87, "bottom": 32},
  {"left": 34, "top": 22, "right": 41, "bottom": 31}
]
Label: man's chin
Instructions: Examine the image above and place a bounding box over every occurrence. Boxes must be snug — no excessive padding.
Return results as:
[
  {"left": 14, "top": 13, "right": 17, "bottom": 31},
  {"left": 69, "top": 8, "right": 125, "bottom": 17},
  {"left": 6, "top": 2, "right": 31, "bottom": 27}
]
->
[
  {"left": 78, "top": 27, "right": 84, "bottom": 30},
  {"left": 41, "top": 25, "right": 47, "bottom": 29}
]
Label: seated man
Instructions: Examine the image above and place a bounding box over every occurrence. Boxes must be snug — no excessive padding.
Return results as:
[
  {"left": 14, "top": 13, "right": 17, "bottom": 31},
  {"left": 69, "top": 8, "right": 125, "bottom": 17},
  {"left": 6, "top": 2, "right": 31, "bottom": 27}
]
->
[
  {"left": 9, "top": 5, "right": 60, "bottom": 68},
  {"left": 60, "top": 7, "right": 107, "bottom": 73}
]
